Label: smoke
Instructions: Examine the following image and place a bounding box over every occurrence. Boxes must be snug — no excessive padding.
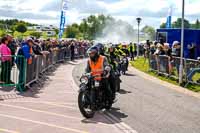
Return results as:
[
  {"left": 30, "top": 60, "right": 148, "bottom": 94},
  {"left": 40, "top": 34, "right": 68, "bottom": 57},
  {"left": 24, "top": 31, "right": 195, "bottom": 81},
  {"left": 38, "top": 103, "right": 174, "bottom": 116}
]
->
[{"left": 95, "top": 19, "right": 138, "bottom": 44}]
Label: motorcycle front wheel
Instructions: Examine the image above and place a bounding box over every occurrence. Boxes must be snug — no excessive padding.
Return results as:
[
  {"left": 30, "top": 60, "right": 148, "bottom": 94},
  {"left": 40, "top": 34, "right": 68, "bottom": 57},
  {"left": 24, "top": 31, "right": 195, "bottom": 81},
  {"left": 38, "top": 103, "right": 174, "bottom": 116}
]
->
[{"left": 78, "top": 91, "right": 95, "bottom": 118}]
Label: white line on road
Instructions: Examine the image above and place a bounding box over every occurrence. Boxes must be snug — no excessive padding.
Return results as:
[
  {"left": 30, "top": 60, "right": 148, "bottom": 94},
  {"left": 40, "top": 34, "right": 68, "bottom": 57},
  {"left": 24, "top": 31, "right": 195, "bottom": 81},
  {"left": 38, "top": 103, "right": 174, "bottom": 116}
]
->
[
  {"left": 0, "top": 103, "right": 81, "bottom": 120},
  {"left": 0, "top": 113, "right": 88, "bottom": 133},
  {"left": 0, "top": 128, "right": 19, "bottom": 133},
  {"left": 0, "top": 103, "right": 115, "bottom": 127},
  {"left": 1, "top": 101, "right": 77, "bottom": 108},
  {"left": 102, "top": 112, "right": 138, "bottom": 133}
]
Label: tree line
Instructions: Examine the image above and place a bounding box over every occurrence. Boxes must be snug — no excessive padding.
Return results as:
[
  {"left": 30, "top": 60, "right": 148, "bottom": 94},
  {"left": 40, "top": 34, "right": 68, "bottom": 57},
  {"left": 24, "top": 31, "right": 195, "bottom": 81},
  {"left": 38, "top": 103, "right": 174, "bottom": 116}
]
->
[{"left": 160, "top": 18, "right": 200, "bottom": 29}]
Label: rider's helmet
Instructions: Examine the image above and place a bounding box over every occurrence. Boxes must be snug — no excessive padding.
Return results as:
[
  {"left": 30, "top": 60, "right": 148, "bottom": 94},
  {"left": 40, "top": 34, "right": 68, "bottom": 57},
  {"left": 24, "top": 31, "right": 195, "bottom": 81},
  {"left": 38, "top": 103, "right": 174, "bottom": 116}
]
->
[
  {"left": 98, "top": 43, "right": 105, "bottom": 55},
  {"left": 88, "top": 46, "right": 99, "bottom": 62}
]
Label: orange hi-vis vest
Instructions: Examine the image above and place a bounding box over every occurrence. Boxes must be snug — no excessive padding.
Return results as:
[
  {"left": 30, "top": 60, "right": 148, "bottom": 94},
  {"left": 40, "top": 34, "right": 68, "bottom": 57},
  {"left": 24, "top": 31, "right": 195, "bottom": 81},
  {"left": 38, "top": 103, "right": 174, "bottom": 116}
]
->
[
  {"left": 28, "top": 47, "right": 33, "bottom": 65},
  {"left": 89, "top": 55, "right": 105, "bottom": 81}
]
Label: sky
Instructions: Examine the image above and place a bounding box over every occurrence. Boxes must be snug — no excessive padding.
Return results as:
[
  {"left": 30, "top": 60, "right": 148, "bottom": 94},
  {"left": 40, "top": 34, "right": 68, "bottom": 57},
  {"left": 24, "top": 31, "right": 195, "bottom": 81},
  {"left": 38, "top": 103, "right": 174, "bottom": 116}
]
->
[{"left": 0, "top": 0, "right": 200, "bottom": 28}]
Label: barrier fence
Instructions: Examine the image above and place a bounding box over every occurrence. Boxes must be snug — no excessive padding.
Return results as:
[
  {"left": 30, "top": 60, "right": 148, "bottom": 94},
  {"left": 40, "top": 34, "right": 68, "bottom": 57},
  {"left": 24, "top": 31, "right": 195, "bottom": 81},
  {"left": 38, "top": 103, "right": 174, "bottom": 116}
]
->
[
  {"left": 149, "top": 54, "right": 200, "bottom": 86},
  {"left": 0, "top": 47, "right": 87, "bottom": 93}
]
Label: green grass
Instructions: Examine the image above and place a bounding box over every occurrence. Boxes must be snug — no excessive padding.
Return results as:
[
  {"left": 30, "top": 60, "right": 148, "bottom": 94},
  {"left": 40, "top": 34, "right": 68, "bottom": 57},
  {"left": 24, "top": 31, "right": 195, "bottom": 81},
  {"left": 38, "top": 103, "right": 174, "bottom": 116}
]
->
[{"left": 130, "top": 57, "right": 200, "bottom": 92}]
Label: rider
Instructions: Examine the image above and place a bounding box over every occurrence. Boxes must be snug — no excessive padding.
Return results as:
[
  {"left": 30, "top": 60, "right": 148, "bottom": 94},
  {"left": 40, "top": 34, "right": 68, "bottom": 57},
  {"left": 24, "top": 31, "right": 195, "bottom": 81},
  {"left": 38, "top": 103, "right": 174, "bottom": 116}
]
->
[
  {"left": 99, "top": 44, "right": 120, "bottom": 99},
  {"left": 85, "top": 46, "right": 113, "bottom": 104}
]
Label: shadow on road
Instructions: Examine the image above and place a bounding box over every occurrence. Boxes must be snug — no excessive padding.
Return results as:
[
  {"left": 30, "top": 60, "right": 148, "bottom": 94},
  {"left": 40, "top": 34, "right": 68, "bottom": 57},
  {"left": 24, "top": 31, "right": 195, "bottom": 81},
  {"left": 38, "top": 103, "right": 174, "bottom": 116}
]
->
[
  {"left": 124, "top": 73, "right": 136, "bottom": 77},
  {"left": 81, "top": 107, "right": 128, "bottom": 125},
  {"left": 0, "top": 86, "right": 15, "bottom": 92},
  {"left": 118, "top": 89, "right": 132, "bottom": 94},
  {"left": 108, "top": 107, "right": 128, "bottom": 119}
]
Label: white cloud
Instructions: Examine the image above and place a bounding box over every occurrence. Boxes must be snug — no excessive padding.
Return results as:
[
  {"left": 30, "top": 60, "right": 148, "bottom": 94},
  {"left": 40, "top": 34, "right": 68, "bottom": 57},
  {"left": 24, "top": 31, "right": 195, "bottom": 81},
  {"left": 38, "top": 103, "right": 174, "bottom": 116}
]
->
[{"left": 0, "top": 0, "right": 200, "bottom": 28}]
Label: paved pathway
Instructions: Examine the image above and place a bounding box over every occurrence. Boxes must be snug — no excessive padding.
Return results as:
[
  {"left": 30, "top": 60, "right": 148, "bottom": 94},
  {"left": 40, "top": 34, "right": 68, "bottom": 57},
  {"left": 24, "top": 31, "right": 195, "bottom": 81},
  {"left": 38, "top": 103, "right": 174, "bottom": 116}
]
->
[{"left": 73, "top": 61, "right": 200, "bottom": 133}]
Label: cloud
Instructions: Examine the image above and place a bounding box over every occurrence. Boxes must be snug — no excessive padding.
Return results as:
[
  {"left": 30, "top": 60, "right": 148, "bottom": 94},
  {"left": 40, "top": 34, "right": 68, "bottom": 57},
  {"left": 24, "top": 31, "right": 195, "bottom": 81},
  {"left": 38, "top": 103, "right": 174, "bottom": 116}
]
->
[
  {"left": 0, "top": 8, "right": 56, "bottom": 20},
  {"left": 0, "top": 0, "right": 200, "bottom": 28}
]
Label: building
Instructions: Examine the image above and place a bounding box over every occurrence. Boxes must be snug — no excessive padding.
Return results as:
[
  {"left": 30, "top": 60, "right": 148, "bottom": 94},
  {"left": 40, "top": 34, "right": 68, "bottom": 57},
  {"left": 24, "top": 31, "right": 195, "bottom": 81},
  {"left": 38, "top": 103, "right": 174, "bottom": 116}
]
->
[{"left": 27, "top": 25, "right": 58, "bottom": 37}]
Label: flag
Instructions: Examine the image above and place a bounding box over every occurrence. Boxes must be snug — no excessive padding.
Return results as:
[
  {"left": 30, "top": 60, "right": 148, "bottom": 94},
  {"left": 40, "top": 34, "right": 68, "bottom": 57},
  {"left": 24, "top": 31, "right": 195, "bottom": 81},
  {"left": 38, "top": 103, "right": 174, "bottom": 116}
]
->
[
  {"left": 59, "top": 0, "right": 68, "bottom": 39},
  {"left": 166, "top": 6, "right": 172, "bottom": 28}
]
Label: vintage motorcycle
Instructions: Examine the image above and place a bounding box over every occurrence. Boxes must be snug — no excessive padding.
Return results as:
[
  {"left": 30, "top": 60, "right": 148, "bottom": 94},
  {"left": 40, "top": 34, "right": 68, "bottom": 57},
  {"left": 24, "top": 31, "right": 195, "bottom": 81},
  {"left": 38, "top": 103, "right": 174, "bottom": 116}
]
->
[{"left": 78, "top": 67, "right": 113, "bottom": 118}]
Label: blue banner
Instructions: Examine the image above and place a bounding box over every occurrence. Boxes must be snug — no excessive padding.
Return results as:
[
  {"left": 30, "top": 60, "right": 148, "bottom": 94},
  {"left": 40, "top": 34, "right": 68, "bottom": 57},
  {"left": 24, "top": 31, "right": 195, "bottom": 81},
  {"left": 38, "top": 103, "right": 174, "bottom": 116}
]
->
[
  {"left": 59, "top": 0, "right": 68, "bottom": 39},
  {"left": 59, "top": 11, "right": 66, "bottom": 39},
  {"left": 166, "top": 7, "right": 172, "bottom": 29},
  {"left": 166, "top": 16, "right": 172, "bottom": 28}
]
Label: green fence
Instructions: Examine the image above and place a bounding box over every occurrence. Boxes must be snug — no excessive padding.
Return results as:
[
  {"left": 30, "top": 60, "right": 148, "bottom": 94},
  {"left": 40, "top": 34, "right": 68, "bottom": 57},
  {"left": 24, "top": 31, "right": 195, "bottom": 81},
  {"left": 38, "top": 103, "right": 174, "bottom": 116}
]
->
[{"left": 0, "top": 55, "right": 26, "bottom": 93}]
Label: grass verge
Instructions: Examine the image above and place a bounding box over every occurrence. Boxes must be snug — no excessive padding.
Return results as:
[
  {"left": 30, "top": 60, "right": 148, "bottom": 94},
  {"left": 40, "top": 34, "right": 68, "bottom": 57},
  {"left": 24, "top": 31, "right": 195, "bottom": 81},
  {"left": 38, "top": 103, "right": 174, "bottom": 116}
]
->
[{"left": 130, "top": 57, "right": 200, "bottom": 92}]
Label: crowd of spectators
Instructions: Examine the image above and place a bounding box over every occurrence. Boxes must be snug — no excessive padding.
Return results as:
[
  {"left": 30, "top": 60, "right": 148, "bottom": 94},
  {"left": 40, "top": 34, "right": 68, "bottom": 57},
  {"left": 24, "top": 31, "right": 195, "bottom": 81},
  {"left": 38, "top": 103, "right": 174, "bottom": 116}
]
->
[
  {"left": 0, "top": 35, "right": 91, "bottom": 90},
  {"left": 141, "top": 40, "right": 200, "bottom": 84}
]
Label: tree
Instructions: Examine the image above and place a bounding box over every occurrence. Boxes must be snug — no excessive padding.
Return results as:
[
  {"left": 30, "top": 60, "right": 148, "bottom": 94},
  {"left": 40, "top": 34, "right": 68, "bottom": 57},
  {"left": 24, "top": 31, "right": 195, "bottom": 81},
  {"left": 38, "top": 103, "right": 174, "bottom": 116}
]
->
[
  {"left": 194, "top": 19, "right": 200, "bottom": 29},
  {"left": 30, "top": 31, "right": 42, "bottom": 39},
  {"left": 15, "top": 23, "right": 27, "bottom": 33},
  {"left": 64, "top": 14, "right": 135, "bottom": 40},
  {"left": 142, "top": 25, "right": 156, "bottom": 40},
  {"left": 172, "top": 18, "right": 190, "bottom": 28},
  {"left": 0, "top": 30, "right": 6, "bottom": 37},
  {"left": 65, "top": 25, "right": 80, "bottom": 38},
  {"left": 160, "top": 23, "right": 166, "bottom": 28}
]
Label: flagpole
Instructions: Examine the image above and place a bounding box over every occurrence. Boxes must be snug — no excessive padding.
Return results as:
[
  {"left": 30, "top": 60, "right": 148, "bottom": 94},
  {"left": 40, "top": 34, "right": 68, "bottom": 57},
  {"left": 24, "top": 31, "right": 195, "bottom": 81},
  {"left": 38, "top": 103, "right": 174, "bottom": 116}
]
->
[{"left": 179, "top": 0, "right": 185, "bottom": 84}]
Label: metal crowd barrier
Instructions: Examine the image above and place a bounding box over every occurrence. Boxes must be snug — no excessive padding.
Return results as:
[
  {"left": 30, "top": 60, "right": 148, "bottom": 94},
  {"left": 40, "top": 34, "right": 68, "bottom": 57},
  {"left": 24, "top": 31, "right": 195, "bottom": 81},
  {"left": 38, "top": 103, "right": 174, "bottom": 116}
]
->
[
  {"left": 25, "top": 47, "right": 88, "bottom": 89},
  {"left": 0, "top": 47, "right": 89, "bottom": 93},
  {"left": 149, "top": 54, "right": 200, "bottom": 86},
  {"left": 184, "top": 59, "right": 200, "bottom": 86}
]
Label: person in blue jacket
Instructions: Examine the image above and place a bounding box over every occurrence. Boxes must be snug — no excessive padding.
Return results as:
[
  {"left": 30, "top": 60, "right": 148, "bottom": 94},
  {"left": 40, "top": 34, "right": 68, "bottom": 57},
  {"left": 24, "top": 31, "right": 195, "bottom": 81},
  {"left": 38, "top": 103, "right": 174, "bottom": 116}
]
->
[{"left": 16, "top": 38, "right": 34, "bottom": 92}]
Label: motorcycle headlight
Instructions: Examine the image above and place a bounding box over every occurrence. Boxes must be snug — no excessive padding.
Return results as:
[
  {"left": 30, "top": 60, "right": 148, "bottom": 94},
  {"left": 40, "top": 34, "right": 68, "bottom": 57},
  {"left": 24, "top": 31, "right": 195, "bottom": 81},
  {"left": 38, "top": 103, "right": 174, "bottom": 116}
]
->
[{"left": 80, "top": 76, "right": 88, "bottom": 84}]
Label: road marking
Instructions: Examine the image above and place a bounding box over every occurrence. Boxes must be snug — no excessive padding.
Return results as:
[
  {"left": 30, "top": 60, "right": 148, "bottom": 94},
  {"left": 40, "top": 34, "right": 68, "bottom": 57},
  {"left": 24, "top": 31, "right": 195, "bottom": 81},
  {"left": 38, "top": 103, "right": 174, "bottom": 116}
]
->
[
  {"left": 1, "top": 100, "right": 76, "bottom": 105},
  {"left": 103, "top": 112, "right": 138, "bottom": 133},
  {"left": 0, "top": 103, "right": 81, "bottom": 120},
  {"left": 0, "top": 113, "right": 88, "bottom": 133},
  {"left": 2, "top": 101, "right": 77, "bottom": 109},
  {"left": 0, "top": 128, "right": 19, "bottom": 133},
  {"left": 0, "top": 103, "right": 114, "bottom": 127}
]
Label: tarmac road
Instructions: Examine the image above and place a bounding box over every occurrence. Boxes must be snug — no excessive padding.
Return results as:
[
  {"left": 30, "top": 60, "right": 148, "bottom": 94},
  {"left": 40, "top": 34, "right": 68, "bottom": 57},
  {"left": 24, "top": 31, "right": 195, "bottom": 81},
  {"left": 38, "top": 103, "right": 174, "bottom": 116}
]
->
[
  {"left": 0, "top": 60, "right": 127, "bottom": 133},
  {"left": 73, "top": 61, "right": 200, "bottom": 133}
]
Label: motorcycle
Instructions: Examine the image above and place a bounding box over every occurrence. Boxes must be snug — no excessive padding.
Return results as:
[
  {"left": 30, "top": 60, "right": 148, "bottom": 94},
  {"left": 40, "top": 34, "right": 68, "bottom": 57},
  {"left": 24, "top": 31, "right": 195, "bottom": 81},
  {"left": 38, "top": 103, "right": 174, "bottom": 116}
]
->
[
  {"left": 114, "top": 70, "right": 121, "bottom": 92},
  {"left": 119, "top": 57, "right": 129, "bottom": 75},
  {"left": 78, "top": 67, "right": 113, "bottom": 118}
]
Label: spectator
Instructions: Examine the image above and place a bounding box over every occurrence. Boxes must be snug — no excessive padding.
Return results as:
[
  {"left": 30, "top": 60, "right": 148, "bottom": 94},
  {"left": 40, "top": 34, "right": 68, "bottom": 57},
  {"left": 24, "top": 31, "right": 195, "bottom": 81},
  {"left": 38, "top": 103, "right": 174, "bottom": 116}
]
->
[
  {"left": 154, "top": 43, "right": 165, "bottom": 72},
  {"left": 133, "top": 43, "right": 137, "bottom": 56},
  {"left": 129, "top": 43, "right": 134, "bottom": 61},
  {"left": 163, "top": 43, "right": 173, "bottom": 74},
  {"left": 171, "top": 41, "right": 181, "bottom": 75},
  {"left": 163, "top": 43, "right": 172, "bottom": 57},
  {"left": 70, "top": 42, "right": 75, "bottom": 61},
  {"left": 0, "top": 37, "right": 12, "bottom": 84},
  {"left": 187, "top": 44, "right": 196, "bottom": 59},
  {"left": 6, "top": 34, "right": 17, "bottom": 67},
  {"left": 16, "top": 37, "right": 34, "bottom": 91},
  {"left": 32, "top": 40, "right": 43, "bottom": 55},
  {"left": 154, "top": 43, "right": 165, "bottom": 55},
  {"left": 144, "top": 40, "right": 150, "bottom": 58},
  {"left": 150, "top": 44, "right": 156, "bottom": 55}
]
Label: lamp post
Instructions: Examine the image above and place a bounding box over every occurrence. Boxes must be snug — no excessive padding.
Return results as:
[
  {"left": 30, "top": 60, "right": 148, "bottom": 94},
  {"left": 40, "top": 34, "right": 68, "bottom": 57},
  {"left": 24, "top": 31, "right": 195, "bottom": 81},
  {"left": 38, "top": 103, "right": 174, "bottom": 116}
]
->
[
  {"left": 136, "top": 17, "right": 142, "bottom": 57},
  {"left": 179, "top": 0, "right": 185, "bottom": 84}
]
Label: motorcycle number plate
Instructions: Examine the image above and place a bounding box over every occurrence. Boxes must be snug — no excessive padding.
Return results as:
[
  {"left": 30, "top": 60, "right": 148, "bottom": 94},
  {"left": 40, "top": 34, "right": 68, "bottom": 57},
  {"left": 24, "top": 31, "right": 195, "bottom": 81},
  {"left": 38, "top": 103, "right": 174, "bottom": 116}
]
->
[{"left": 95, "top": 81, "right": 100, "bottom": 87}]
